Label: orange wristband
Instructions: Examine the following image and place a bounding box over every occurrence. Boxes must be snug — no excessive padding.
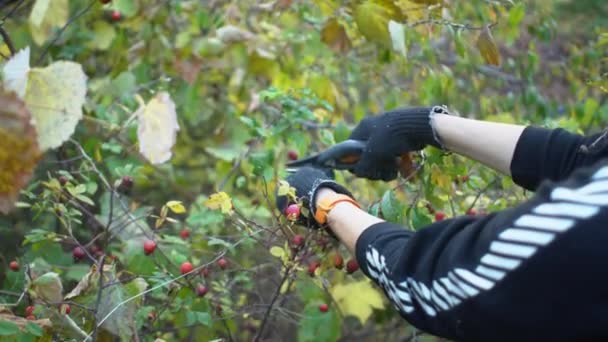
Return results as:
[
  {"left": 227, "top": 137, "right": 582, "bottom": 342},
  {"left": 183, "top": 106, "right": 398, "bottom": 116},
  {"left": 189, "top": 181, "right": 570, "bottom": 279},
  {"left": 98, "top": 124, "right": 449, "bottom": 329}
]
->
[{"left": 314, "top": 194, "right": 361, "bottom": 224}]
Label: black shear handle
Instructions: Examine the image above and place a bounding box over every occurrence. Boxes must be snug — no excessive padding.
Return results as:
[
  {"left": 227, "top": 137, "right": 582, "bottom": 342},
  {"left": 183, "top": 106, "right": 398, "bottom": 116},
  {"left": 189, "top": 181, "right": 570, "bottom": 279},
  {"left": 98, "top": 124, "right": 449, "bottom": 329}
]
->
[{"left": 286, "top": 140, "right": 366, "bottom": 170}]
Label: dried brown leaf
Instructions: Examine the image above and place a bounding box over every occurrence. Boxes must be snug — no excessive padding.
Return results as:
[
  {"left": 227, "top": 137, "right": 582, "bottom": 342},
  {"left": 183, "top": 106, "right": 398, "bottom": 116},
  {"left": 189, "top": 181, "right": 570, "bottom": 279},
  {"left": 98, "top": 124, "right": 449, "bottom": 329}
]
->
[{"left": 0, "top": 89, "right": 42, "bottom": 214}]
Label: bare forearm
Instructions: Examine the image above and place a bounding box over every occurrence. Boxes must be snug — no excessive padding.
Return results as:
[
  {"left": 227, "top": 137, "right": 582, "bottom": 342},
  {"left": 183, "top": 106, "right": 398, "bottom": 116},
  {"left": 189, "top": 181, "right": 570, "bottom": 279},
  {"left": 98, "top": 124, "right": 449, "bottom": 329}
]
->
[
  {"left": 432, "top": 113, "right": 525, "bottom": 175},
  {"left": 316, "top": 188, "right": 383, "bottom": 254}
]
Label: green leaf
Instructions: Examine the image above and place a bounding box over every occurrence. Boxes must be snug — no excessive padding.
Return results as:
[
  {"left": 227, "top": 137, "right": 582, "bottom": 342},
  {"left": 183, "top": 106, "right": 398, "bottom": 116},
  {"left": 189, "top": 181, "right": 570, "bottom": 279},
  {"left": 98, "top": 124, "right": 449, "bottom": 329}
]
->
[
  {"left": 410, "top": 207, "right": 432, "bottom": 230},
  {"left": 298, "top": 301, "right": 341, "bottom": 342},
  {"left": 87, "top": 21, "right": 116, "bottom": 50},
  {"left": 113, "top": 0, "right": 139, "bottom": 18},
  {"left": 24, "top": 322, "right": 43, "bottom": 336},
  {"left": 508, "top": 3, "right": 526, "bottom": 28},
  {"left": 0, "top": 321, "right": 20, "bottom": 336},
  {"left": 186, "top": 311, "right": 211, "bottom": 326},
  {"left": 380, "top": 190, "right": 404, "bottom": 224},
  {"left": 205, "top": 146, "right": 240, "bottom": 162}
]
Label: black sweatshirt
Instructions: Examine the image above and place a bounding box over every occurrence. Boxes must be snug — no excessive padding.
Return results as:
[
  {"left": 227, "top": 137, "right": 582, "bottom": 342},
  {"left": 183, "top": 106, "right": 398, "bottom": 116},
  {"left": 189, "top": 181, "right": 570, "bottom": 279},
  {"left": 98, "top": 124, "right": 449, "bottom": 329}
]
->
[{"left": 355, "top": 127, "right": 608, "bottom": 341}]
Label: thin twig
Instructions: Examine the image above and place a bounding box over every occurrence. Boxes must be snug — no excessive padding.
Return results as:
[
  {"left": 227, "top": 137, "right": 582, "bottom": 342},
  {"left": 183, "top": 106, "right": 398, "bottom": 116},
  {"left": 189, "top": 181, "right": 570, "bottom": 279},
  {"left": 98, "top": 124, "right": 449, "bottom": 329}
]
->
[
  {"left": 407, "top": 18, "right": 497, "bottom": 31},
  {"left": 0, "top": 25, "right": 14, "bottom": 55},
  {"left": 91, "top": 257, "right": 106, "bottom": 342},
  {"left": 253, "top": 263, "right": 293, "bottom": 342},
  {"left": 36, "top": 0, "right": 97, "bottom": 64}
]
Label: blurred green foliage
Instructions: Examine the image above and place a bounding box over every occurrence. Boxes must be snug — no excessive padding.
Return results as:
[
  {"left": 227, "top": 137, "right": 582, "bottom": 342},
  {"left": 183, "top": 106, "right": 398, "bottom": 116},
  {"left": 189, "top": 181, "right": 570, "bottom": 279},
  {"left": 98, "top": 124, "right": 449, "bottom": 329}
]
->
[{"left": 0, "top": 0, "right": 606, "bottom": 340}]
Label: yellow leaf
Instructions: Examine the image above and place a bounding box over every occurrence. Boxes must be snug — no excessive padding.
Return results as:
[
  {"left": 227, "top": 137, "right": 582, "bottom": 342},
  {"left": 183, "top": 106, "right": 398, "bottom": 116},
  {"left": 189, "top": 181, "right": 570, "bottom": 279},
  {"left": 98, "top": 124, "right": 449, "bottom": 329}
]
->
[
  {"left": 476, "top": 25, "right": 501, "bottom": 66},
  {"left": 330, "top": 280, "right": 384, "bottom": 324},
  {"left": 136, "top": 92, "right": 180, "bottom": 164},
  {"left": 25, "top": 60, "right": 87, "bottom": 151},
  {"left": 29, "top": 0, "right": 69, "bottom": 45},
  {"left": 354, "top": 0, "right": 406, "bottom": 48},
  {"left": 277, "top": 180, "right": 296, "bottom": 200},
  {"left": 86, "top": 21, "right": 116, "bottom": 50},
  {"left": 430, "top": 164, "right": 451, "bottom": 191},
  {"left": 313, "top": 0, "right": 340, "bottom": 16},
  {"left": 269, "top": 246, "right": 285, "bottom": 258},
  {"left": 204, "top": 192, "right": 233, "bottom": 214},
  {"left": 0, "top": 89, "right": 42, "bottom": 214},
  {"left": 321, "top": 18, "right": 352, "bottom": 53},
  {"left": 166, "top": 200, "right": 186, "bottom": 214}
]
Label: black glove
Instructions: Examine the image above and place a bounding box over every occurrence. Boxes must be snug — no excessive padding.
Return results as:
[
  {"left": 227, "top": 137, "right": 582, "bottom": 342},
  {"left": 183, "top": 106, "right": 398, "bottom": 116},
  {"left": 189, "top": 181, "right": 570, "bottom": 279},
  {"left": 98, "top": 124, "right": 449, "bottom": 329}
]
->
[
  {"left": 276, "top": 167, "right": 354, "bottom": 229},
  {"left": 348, "top": 106, "right": 449, "bottom": 181}
]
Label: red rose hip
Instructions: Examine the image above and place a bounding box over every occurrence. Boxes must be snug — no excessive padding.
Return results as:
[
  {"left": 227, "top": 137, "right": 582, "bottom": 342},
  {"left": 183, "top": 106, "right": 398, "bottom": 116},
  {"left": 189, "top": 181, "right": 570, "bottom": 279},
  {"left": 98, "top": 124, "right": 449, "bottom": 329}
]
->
[
  {"left": 285, "top": 204, "right": 301, "bottom": 221},
  {"left": 196, "top": 284, "right": 208, "bottom": 297},
  {"left": 73, "top": 247, "right": 86, "bottom": 261},
  {"left": 346, "top": 259, "right": 359, "bottom": 274},
  {"left": 9, "top": 260, "right": 19, "bottom": 271},
  {"left": 180, "top": 261, "right": 194, "bottom": 275},
  {"left": 319, "top": 303, "right": 329, "bottom": 313},
  {"left": 434, "top": 211, "right": 446, "bottom": 221},
  {"left": 292, "top": 234, "right": 304, "bottom": 247},
  {"left": 217, "top": 258, "right": 228, "bottom": 270},
  {"left": 179, "top": 229, "right": 190, "bottom": 239},
  {"left": 143, "top": 240, "right": 157, "bottom": 255}
]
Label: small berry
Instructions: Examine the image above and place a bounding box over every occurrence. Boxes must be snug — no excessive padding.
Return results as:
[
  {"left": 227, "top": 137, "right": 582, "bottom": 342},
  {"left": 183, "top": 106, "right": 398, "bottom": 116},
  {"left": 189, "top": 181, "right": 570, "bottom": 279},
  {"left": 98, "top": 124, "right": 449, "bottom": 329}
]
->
[
  {"left": 179, "top": 229, "right": 190, "bottom": 239},
  {"left": 9, "top": 261, "right": 19, "bottom": 271},
  {"left": 287, "top": 150, "right": 298, "bottom": 161},
  {"left": 147, "top": 311, "right": 157, "bottom": 320},
  {"left": 461, "top": 175, "right": 470, "bottom": 182},
  {"left": 434, "top": 211, "right": 446, "bottom": 221},
  {"left": 73, "top": 247, "right": 86, "bottom": 261},
  {"left": 215, "top": 304, "right": 223, "bottom": 315},
  {"left": 110, "top": 10, "right": 122, "bottom": 21},
  {"left": 346, "top": 259, "right": 359, "bottom": 274},
  {"left": 180, "top": 261, "right": 194, "bottom": 275},
  {"left": 26, "top": 315, "right": 35, "bottom": 321},
  {"left": 292, "top": 234, "right": 304, "bottom": 247},
  {"left": 319, "top": 303, "right": 329, "bottom": 313},
  {"left": 466, "top": 208, "right": 477, "bottom": 216},
  {"left": 58, "top": 176, "right": 68, "bottom": 186},
  {"left": 100, "top": 0, "right": 111, "bottom": 4},
  {"left": 196, "top": 284, "right": 208, "bottom": 297},
  {"left": 200, "top": 267, "right": 210, "bottom": 277},
  {"left": 284, "top": 204, "right": 301, "bottom": 221},
  {"left": 307, "top": 261, "right": 320, "bottom": 277},
  {"left": 25, "top": 306, "right": 35, "bottom": 316},
  {"left": 143, "top": 240, "right": 156, "bottom": 255},
  {"left": 217, "top": 258, "right": 228, "bottom": 270},
  {"left": 316, "top": 236, "right": 330, "bottom": 251},
  {"left": 333, "top": 253, "right": 344, "bottom": 270},
  {"left": 62, "top": 304, "right": 71, "bottom": 315},
  {"left": 117, "top": 175, "right": 133, "bottom": 194}
]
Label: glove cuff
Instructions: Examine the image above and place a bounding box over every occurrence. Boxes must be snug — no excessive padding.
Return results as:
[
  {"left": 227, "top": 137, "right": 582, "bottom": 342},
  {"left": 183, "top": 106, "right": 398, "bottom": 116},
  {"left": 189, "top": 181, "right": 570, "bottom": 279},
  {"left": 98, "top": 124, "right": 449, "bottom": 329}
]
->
[
  {"left": 309, "top": 179, "right": 355, "bottom": 219},
  {"left": 388, "top": 105, "right": 450, "bottom": 151}
]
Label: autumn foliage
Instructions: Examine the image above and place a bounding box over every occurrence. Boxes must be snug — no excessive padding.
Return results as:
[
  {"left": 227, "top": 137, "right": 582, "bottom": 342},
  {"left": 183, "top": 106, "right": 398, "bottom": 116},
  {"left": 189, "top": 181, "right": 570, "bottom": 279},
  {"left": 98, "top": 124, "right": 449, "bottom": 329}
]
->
[{"left": 0, "top": 0, "right": 606, "bottom": 341}]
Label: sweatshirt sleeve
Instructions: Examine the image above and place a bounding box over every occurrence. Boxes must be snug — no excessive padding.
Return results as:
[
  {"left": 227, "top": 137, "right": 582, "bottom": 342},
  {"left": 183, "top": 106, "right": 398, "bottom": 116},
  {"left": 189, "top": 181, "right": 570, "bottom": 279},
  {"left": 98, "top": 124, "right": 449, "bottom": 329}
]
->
[
  {"left": 354, "top": 159, "right": 608, "bottom": 341},
  {"left": 510, "top": 127, "right": 608, "bottom": 190}
]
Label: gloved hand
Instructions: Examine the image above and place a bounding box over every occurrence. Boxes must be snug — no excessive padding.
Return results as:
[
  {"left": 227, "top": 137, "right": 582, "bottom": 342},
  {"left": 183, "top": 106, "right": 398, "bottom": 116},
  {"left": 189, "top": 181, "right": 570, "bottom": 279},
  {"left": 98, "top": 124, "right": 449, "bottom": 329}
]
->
[
  {"left": 348, "top": 106, "right": 449, "bottom": 181},
  {"left": 276, "top": 167, "right": 354, "bottom": 229}
]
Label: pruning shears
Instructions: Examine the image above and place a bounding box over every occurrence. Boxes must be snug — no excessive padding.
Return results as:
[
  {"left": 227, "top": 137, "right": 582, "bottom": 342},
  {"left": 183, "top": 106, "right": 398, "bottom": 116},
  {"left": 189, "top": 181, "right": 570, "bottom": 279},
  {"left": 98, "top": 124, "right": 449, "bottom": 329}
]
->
[
  {"left": 286, "top": 139, "right": 420, "bottom": 179},
  {"left": 286, "top": 140, "right": 366, "bottom": 173}
]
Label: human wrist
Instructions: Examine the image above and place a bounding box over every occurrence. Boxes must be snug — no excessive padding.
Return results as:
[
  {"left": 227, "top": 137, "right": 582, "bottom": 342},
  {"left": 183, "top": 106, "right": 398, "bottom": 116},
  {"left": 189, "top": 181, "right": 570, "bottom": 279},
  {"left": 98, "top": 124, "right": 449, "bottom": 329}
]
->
[{"left": 314, "top": 187, "right": 337, "bottom": 207}]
